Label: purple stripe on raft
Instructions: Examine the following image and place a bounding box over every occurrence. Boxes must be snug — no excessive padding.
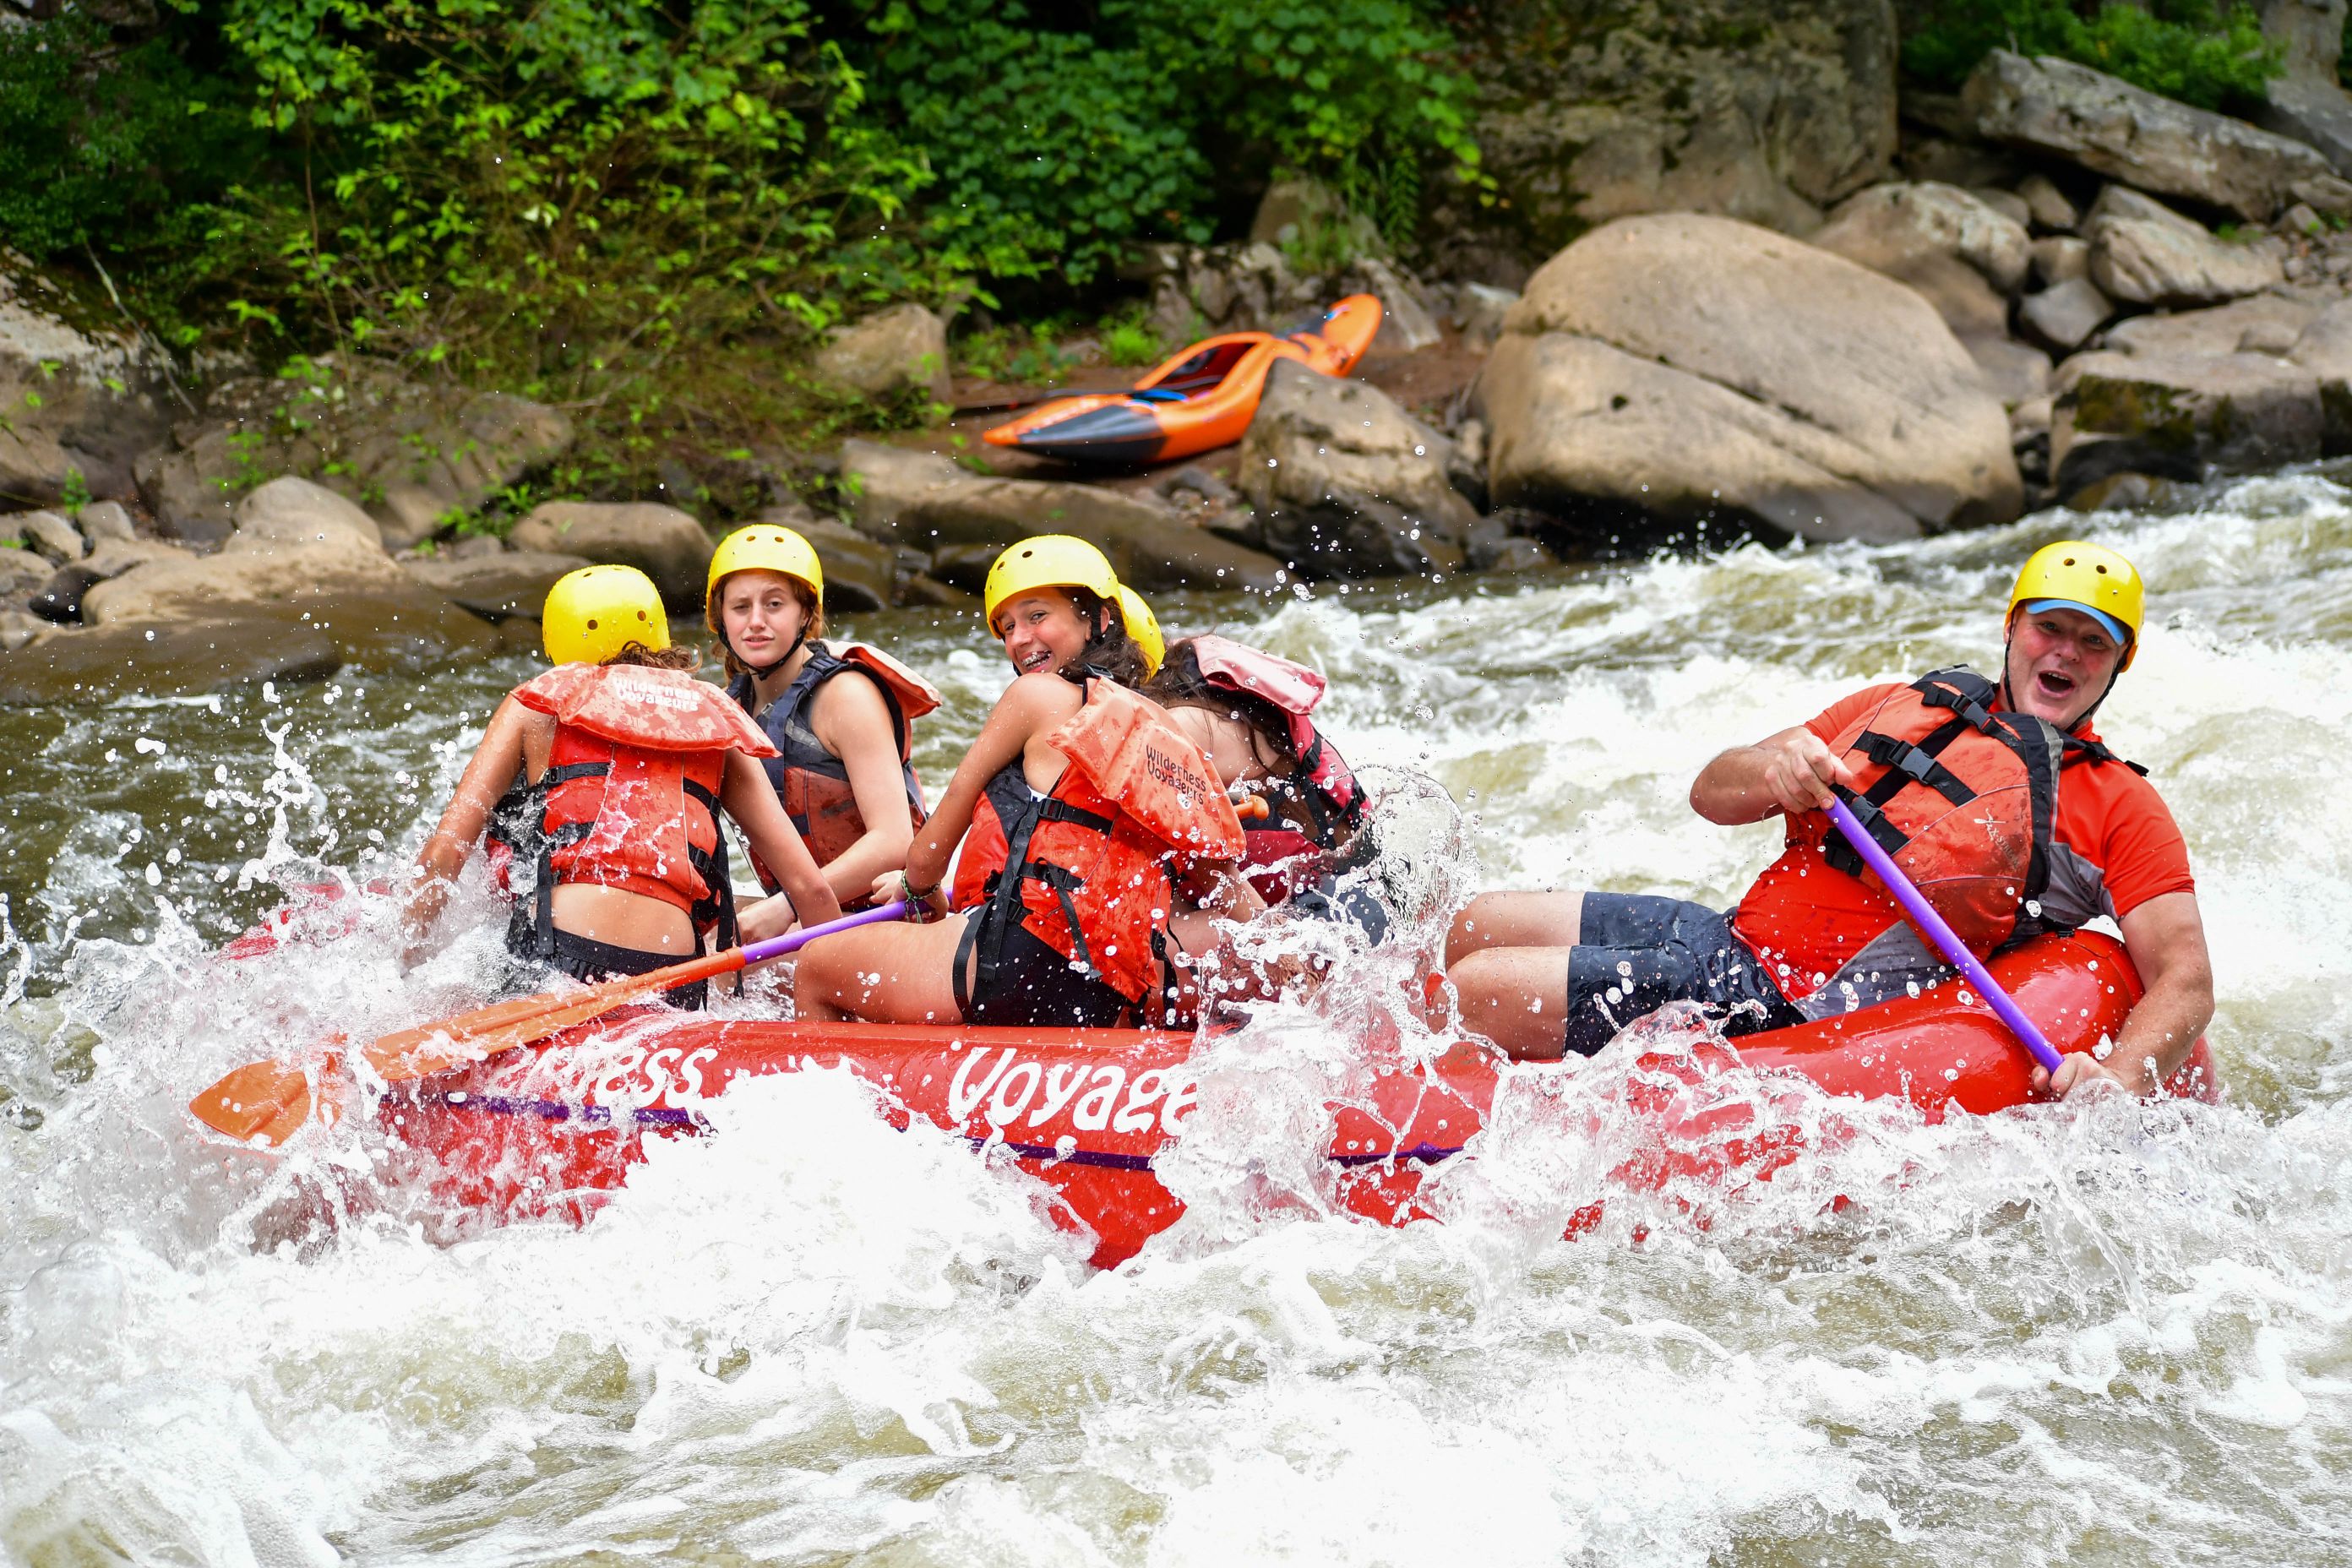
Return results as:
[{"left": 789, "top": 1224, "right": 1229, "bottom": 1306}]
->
[{"left": 409, "top": 1094, "right": 1466, "bottom": 1170}]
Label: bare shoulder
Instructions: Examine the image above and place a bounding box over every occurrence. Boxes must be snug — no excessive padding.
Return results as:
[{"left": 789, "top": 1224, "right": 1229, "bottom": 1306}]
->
[{"left": 998, "top": 670, "right": 1086, "bottom": 725}]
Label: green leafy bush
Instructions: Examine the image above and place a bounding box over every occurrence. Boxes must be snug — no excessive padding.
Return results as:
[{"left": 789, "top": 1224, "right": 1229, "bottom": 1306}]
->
[{"left": 1903, "top": 1, "right": 2282, "bottom": 113}]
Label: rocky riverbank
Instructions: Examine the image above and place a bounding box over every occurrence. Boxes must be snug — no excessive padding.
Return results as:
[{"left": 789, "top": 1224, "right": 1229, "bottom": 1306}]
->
[{"left": 15, "top": 28, "right": 2352, "bottom": 705}]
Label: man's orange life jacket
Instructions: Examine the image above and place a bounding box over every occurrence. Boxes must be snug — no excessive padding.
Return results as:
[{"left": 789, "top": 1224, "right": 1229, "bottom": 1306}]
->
[
  {"left": 1732, "top": 667, "right": 2138, "bottom": 1001},
  {"left": 491, "top": 662, "right": 778, "bottom": 959}
]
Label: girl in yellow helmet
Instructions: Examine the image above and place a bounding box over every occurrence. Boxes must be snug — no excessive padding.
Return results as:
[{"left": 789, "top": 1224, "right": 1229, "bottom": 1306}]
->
[
  {"left": 400, "top": 565, "right": 842, "bottom": 1007},
  {"left": 794, "top": 538, "right": 1266, "bottom": 1028},
  {"left": 705, "top": 523, "right": 941, "bottom": 928}
]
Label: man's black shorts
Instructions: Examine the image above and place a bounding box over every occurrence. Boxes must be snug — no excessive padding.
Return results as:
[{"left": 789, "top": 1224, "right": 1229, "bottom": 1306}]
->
[{"left": 1561, "top": 892, "right": 1802, "bottom": 1057}]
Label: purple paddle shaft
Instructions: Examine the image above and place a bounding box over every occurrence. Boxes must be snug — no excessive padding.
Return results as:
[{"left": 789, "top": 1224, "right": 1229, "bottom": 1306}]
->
[
  {"left": 740, "top": 900, "right": 912, "bottom": 966},
  {"left": 1824, "top": 798, "right": 2064, "bottom": 1073}
]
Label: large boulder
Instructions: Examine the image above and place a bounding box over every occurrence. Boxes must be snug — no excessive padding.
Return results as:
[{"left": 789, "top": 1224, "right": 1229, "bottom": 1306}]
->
[
  {"left": 507, "top": 500, "right": 713, "bottom": 607},
  {"left": 25, "top": 536, "right": 195, "bottom": 624},
  {"left": 1423, "top": 0, "right": 1899, "bottom": 282},
  {"left": 814, "top": 303, "right": 951, "bottom": 407},
  {"left": 2288, "top": 297, "right": 2352, "bottom": 450},
  {"left": 1811, "top": 181, "right": 2031, "bottom": 341},
  {"left": 1, "top": 545, "right": 50, "bottom": 602},
  {"left": 1, "top": 259, "right": 174, "bottom": 508},
  {"left": 840, "top": 440, "right": 1284, "bottom": 593},
  {"left": 1231, "top": 360, "right": 1476, "bottom": 579},
  {"left": 2104, "top": 293, "right": 2322, "bottom": 358},
  {"left": 1474, "top": 213, "right": 2021, "bottom": 544},
  {"left": 0, "top": 615, "right": 343, "bottom": 705},
  {"left": 131, "top": 370, "right": 573, "bottom": 549},
  {"left": 82, "top": 478, "right": 406, "bottom": 625},
  {"left": 2050, "top": 351, "right": 2323, "bottom": 493},
  {"left": 2085, "top": 188, "right": 2287, "bottom": 308},
  {"left": 1963, "top": 50, "right": 2352, "bottom": 220},
  {"left": 11, "top": 509, "right": 85, "bottom": 564}
]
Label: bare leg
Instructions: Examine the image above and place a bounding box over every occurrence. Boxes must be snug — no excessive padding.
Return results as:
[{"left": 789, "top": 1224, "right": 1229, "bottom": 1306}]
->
[
  {"left": 1448, "top": 946, "right": 1572, "bottom": 1061},
  {"left": 792, "top": 913, "right": 972, "bottom": 1024},
  {"left": 1444, "top": 890, "right": 1585, "bottom": 966}
]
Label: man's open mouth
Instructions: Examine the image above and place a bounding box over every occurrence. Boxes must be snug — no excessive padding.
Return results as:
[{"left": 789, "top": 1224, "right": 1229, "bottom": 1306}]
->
[{"left": 2035, "top": 668, "right": 2077, "bottom": 698}]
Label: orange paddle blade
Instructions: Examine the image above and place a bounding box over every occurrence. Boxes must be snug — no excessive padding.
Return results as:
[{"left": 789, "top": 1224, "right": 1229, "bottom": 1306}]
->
[
  {"left": 188, "top": 1045, "right": 346, "bottom": 1146},
  {"left": 361, "top": 949, "right": 743, "bottom": 1080}
]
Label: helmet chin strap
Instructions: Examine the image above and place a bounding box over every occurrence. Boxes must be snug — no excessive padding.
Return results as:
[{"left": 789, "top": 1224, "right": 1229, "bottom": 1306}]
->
[{"left": 736, "top": 625, "right": 808, "bottom": 684}]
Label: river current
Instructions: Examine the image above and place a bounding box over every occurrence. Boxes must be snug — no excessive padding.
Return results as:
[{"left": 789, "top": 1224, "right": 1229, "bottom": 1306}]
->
[{"left": 3, "top": 477, "right": 2349, "bottom": 1565}]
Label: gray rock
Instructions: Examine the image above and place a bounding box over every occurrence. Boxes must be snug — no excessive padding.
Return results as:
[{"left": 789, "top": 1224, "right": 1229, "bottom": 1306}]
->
[
  {"left": 508, "top": 500, "right": 714, "bottom": 608},
  {"left": 1250, "top": 177, "right": 1383, "bottom": 260},
  {"left": 1447, "top": 283, "right": 1521, "bottom": 350},
  {"left": 1810, "top": 180, "right": 2034, "bottom": 296},
  {"left": 1966, "top": 335, "right": 2054, "bottom": 407},
  {"left": 839, "top": 440, "right": 1283, "bottom": 593},
  {"left": 1898, "top": 133, "right": 2022, "bottom": 189},
  {"left": 2019, "top": 279, "right": 2114, "bottom": 351},
  {"left": 1476, "top": 213, "right": 2021, "bottom": 544},
  {"left": 2255, "top": 0, "right": 2352, "bottom": 176},
  {"left": 2086, "top": 188, "right": 2288, "bottom": 307},
  {"left": 233, "top": 476, "right": 385, "bottom": 553},
  {"left": 815, "top": 303, "right": 951, "bottom": 407},
  {"left": 1970, "top": 186, "right": 2034, "bottom": 229},
  {"left": 440, "top": 532, "right": 506, "bottom": 561},
  {"left": 0, "top": 615, "right": 346, "bottom": 705},
  {"left": 1135, "top": 240, "right": 1446, "bottom": 345},
  {"left": 1351, "top": 257, "right": 1443, "bottom": 351},
  {"left": 14, "top": 509, "right": 84, "bottom": 563},
  {"left": 1464, "top": 513, "right": 1558, "bottom": 573},
  {"left": 0, "top": 608, "right": 44, "bottom": 654},
  {"left": 2031, "top": 235, "right": 2092, "bottom": 286},
  {"left": 134, "top": 440, "right": 239, "bottom": 546},
  {"left": 2011, "top": 394, "right": 2055, "bottom": 441},
  {"left": 2104, "top": 294, "right": 2322, "bottom": 358},
  {"left": 1448, "top": 416, "right": 1490, "bottom": 511},
  {"left": 1963, "top": 49, "right": 2352, "bottom": 220},
  {"left": 0, "top": 545, "right": 50, "bottom": 601},
  {"left": 1, "top": 260, "right": 173, "bottom": 508},
  {"left": 2287, "top": 297, "right": 2352, "bottom": 451},
  {"left": 364, "top": 391, "right": 575, "bottom": 549},
  {"left": 402, "top": 550, "right": 592, "bottom": 621},
  {"left": 2050, "top": 349, "right": 2322, "bottom": 492},
  {"left": 2016, "top": 172, "right": 2080, "bottom": 231},
  {"left": 1233, "top": 360, "right": 1475, "bottom": 579},
  {"left": 75, "top": 499, "right": 136, "bottom": 544}
]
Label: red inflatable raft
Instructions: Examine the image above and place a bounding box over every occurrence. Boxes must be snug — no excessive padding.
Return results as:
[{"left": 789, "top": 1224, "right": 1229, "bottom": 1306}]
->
[
  {"left": 982, "top": 295, "right": 1382, "bottom": 466},
  {"left": 373, "top": 930, "right": 2219, "bottom": 1266}
]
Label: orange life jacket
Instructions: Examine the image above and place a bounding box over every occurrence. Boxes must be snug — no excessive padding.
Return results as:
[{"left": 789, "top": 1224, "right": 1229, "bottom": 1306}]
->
[
  {"left": 491, "top": 663, "right": 779, "bottom": 960},
  {"left": 1731, "top": 667, "right": 2136, "bottom": 1001},
  {"left": 729, "top": 641, "right": 939, "bottom": 890},
  {"left": 959, "top": 679, "right": 1244, "bottom": 1017}
]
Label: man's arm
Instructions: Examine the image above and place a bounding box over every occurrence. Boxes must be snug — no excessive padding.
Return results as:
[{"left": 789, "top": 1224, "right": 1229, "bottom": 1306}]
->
[
  {"left": 1690, "top": 725, "right": 1859, "bottom": 825},
  {"left": 2035, "top": 890, "right": 2213, "bottom": 1100}
]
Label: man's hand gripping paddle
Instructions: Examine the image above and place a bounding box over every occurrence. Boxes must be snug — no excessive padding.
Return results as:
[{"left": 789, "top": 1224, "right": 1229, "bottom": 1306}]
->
[
  {"left": 1825, "top": 798, "right": 2065, "bottom": 1074},
  {"left": 188, "top": 901, "right": 912, "bottom": 1146}
]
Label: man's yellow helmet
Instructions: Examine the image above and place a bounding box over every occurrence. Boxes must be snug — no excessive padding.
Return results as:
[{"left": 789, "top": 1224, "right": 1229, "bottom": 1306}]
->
[
  {"left": 1114, "top": 583, "right": 1165, "bottom": 676},
  {"left": 2007, "top": 541, "right": 2145, "bottom": 670},
  {"left": 705, "top": 523, "right": 825, "bottom": 634},
  {"left": 983, "top": 534, "right": 1120, "bottom": 632},
  {"left": 543, "top": 564, "right": 670, "bottom": 665}
]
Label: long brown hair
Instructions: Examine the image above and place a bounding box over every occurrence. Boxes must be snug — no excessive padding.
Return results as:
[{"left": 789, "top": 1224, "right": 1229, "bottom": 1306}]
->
[
  {"left": 606, "top": 641, "right": 700, "bottom": 672},
  {"left": 1059, "top": 588, "right": 1152, "bottom": 689}
]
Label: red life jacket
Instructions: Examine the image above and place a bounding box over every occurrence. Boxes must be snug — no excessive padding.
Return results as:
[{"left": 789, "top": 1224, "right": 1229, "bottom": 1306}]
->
[
  {"left": 490, "top": 663, "right": 778, "bottom": 960},
  {"left": 1189, "top": 636, "right": 1364, "bottom": 902},
  {"left": 958, "top": 679, "right": 1244, "bottom": 1016},
  {"left": 1731, "top": 667, "right": 2138, "bottom": 1002},
  {"left": 728, "top": 641, "right": 939, "bottom": 890}
]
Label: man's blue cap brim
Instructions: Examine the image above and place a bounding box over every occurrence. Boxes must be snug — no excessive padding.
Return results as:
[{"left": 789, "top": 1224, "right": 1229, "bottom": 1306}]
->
[{"left": 2021, "top": 598, "right": 2130, "bottom": 646}]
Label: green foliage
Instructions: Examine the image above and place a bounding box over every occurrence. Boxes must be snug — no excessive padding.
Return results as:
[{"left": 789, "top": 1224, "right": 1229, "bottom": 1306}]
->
[
  {"left": 852, "top": 0, "right": 1482, "bottom": 281},
  {"left": 0, "top": 12, "right": 261, "bottom": 262},
  {"left": 1903, "top": 2, "right": 2283, "bottom": 112},
  {"left": 57, "top": 470, "right": 91, "bottom": 520}
]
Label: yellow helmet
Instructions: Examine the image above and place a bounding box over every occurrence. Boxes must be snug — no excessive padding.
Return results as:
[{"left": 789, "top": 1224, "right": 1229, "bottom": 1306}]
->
[
  {"left": 1114, "top": 583, "right": 1164, "bottom": 675},
  {"left": 705, "top": 523, "right": 824, "bottom": 634},
  {"left": 983, "top": 534, "right": 1119, "bottom": 634},
  {"left": 2007, "top": 541, "right": 2144, "bottom": 670},
  {"left": 543, "top": 564, "right": 670, "bottom": 665}
]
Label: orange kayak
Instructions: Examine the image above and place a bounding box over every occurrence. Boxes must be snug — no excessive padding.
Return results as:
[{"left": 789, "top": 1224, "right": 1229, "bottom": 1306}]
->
[{"left": 982, "top": 295, "right": 1384, "bottom": 466}]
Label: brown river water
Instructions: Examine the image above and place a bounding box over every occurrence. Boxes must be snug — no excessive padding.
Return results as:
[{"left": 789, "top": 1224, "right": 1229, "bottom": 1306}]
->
[{"left": 3, "top": 476, "right": 2349, "bottom": 1564}]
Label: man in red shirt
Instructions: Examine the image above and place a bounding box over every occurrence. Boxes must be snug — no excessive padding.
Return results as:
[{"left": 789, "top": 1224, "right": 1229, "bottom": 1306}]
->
[{"left": 1444, "top": 542, "right": 2212, "bottom": 1101}]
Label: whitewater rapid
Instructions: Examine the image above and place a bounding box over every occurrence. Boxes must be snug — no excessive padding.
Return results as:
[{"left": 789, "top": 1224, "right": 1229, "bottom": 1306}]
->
[{"left": 5, "top": 478, "right": 2351, "bottom": 1564}]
